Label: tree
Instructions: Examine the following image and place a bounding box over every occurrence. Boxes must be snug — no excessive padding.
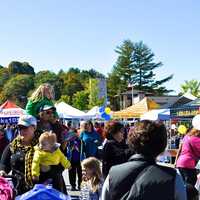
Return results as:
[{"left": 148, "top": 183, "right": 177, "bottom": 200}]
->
[
  {"left": 0, "top": 74, "right": 34, "bottom": 107},
  {"left": 57, "top": 95, "right": 71, "bottom": 104},
  {"left": 59, "top": 70, "right": 84, "bottom": 104},
  {"left": 131, "top": 41, "right": 173, "bottom": 94},
  {"left": 107, "top": 40, "right": 135, "bottom": 109},
  {"left": 34, "top": 71, "right": 63, "bottom": 100},
  {"left": 72, "top": 90, "right": 89, "bottom": 110},
  {"left": 0, "top": 68, "right": 10, "bottom": 92},
  {"left": 180, "top": 80, "right": 200, "bottom": 97},
  {"left": 8, "top": 61, "right": 35, "bottom": 75}
]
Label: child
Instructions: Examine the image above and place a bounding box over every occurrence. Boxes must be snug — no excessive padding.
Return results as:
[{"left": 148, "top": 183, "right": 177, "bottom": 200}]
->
[
  {"left": 26, "top": 83, "right": 57, "bottom": 118},
  {"left": 32, "top": 131, "right": 71, "bottom": 188},
  {"left": 66, "top": 128, "right": 85, "bottom": 191},
  {"left": 81, "top": 157, "right": 103, "bottom": 200}
]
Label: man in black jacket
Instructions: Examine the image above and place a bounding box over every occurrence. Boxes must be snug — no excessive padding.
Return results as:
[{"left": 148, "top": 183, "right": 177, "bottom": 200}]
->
[{"left": 102, "top": 120, "right": 186, "bottom": 200}]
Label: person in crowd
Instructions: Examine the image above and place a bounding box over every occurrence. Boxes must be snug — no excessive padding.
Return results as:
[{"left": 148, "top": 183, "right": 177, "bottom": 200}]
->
[
  {"left": 94, "top": 122, "right": 104, "bottom": 141},
  {"left": 32, "top": 131, "right": 71, "bottom": 191},
  {"left": 77, "top": 121, "right": 86, "bottom": 137},
  {"left": 4, "top": 124, "right": 14, "bottom": 142},
  {"left": 102, "top": 120, "right": 186, "bottom": 200},
  {"left": 25, "top": 83, "right": 57, "bottom": 118},
  {"left": 66, "top": 128, "right": 85, "bottom": 191},
  {"left": 176, "top": 114, "right": 200, "bottom": 187},
  {"left": 0, "top": 129, "right": 9, "bottom": 159},
  {"left": 80, "top": 121, "right": 102, "bottom": 158},
  {"left": 0, "top": 115, "right": 39, "bottom": 195},
  {"left": 81, "top": 157, "right": 103, "bottom": 200},
  {"left": 102, "top": 121, "right": 133, "bottom": 178},
  {"left": 37, "top": 104, "right": 66, "bottom": 149}
]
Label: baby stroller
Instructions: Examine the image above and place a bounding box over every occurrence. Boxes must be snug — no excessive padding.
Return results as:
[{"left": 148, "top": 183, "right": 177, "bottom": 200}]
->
[{"left": 0, "top": 176, "right": 14, "bottom": 200}]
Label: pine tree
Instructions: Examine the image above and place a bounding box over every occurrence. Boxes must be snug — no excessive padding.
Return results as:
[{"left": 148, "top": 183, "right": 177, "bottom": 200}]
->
[{"left": 131, "top": 41, "right": 173, "bottom": 94}]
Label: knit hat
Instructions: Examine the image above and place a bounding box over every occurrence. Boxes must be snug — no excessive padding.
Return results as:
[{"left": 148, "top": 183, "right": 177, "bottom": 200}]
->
[{"left": 192, "top": 114, "right": 200, "bottom": 131}]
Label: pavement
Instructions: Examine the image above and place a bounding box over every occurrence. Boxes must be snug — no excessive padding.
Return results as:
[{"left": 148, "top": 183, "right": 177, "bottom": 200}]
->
[{"left": 63, "top": 170, "right": 80, "bottom": 199}]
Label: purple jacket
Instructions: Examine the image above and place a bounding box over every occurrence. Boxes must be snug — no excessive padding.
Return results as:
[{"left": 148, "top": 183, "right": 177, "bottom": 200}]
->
[{"left": 176, "top": 135, "right": 200, "bottom": 169}]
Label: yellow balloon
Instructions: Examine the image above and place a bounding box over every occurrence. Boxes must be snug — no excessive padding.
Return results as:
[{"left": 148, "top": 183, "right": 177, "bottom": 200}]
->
[
  {"left": 105, "top": 107, "right": 111, "bottom": 114},
  {"left": 178, "top": 125, "right": 187, "bottom": 135}
]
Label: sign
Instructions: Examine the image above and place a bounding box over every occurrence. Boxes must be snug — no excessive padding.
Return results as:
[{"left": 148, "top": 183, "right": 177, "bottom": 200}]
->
[{"left": 171, "top": 106, "right": 200, "bottom": 118}]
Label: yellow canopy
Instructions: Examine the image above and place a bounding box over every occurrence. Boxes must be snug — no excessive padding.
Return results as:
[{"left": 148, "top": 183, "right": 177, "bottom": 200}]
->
[{"left": 113, "top": 97, "right": 160, "bottom": 118}]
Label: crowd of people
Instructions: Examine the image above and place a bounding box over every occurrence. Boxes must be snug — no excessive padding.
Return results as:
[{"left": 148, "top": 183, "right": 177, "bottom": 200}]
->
[{"left": 0, "top": 83, "right": 199, "bottom": 200}]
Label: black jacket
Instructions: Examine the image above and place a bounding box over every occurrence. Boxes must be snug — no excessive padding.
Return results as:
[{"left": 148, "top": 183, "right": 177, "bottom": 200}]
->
[
  {"left": 109, "top": 154, "right": 176, "bottom": 200},
  {"left": 102, "top": 139, "right": 133, "bottom": 178}
]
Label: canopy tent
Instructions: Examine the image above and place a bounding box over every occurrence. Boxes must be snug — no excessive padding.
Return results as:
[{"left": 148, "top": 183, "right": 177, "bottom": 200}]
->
[
  {"left": 140, "top": 109, "right": 169, "bottom": 121},
  {"left": 158, "top": 109, "right": 170, "bottom": 121},
  {"left": 84, "top": 106, "right": 101, "bottom": 119},
  {"left": 170, "top": 98, "right": 200, "bottom": 119},
  {"left": 113, "top": 97, "right": 160, "bottom": 118},
  {"left": 55, "top": 102, "right": 86, "bottom": 119},
  {"left": 0, "top": 100, "right": 25, "bottom": 124}
]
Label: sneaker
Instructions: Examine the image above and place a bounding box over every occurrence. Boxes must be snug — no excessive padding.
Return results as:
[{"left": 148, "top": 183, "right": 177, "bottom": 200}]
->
[{"left": 71, "top": 186, "right": 77, "bottom": 191}]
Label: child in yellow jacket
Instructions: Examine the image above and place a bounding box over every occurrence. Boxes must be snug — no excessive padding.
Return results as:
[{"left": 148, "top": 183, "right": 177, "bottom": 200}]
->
[{"left": 32, "top": 131, "right": 71, "bottom": 182}]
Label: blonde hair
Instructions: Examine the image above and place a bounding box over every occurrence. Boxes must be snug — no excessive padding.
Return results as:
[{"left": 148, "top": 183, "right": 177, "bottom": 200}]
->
[
  {"left": 81, "top": 157, "right": 102, "bottom": 192},
  {"left": 30, "top": 83, "right": 54, "bottom": 102},
  {"left": 188, "top": 128, "right": 200, "bottom": 137},
  {"left": 39, "top": 131, "right": 57, "bottom": 147}
]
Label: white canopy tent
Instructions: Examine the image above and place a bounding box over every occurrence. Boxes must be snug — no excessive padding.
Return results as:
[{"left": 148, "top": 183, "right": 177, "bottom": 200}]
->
[
  {"left": 84, "top": 106, "right": 101, "bottom": 119},
  {"left": 55, "top": 102, "right": 87, "bottom": 119},
  {"left": 140, "top": 109, "right": 170, "bottom": 121},
  {"left": 0, "top": 100, "right": 25, "bottom": 124}
]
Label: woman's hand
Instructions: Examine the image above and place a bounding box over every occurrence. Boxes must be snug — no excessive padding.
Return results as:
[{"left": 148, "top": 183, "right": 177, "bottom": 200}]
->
[{"left": 0, "top": 170, "right": 7, "bottom": 177}]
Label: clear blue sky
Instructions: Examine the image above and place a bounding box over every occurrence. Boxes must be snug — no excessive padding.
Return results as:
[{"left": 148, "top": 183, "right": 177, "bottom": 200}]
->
[{"left": 0, "top": 0, "right": 200, "bottom": 94}]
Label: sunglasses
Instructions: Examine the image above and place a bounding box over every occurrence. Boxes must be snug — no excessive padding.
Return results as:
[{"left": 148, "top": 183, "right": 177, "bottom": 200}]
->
[
  {"left": 18, "top": 125, "right": 29, "bottom": 130},
  {"left": 45, "top": 110, "right": 53, "bottom": 115}
]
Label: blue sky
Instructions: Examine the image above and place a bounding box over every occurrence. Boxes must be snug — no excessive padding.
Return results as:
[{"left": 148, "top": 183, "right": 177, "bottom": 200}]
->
[{"left": 0, "top": 0, "right": 199, "bottom": 94}]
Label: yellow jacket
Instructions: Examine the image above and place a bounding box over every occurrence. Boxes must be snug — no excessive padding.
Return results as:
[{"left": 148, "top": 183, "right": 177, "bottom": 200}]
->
[{"left": 32, "top": 146, "right": 71, "bottom": 177}]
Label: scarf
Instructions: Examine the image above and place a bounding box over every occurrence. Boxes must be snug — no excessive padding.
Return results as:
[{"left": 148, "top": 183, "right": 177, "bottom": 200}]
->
[{"left": 10, "top": 131, "right": 40, "bottom": 187}]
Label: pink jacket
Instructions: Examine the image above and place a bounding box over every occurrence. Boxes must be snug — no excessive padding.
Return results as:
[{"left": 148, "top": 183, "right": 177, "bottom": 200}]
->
[{"left": 176, "top": 135, "right": 200, "bottom": 169}]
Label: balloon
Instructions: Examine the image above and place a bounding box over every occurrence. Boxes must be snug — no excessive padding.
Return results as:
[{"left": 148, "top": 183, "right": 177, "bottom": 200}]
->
[
  {"left": 178, "top": 125, "right": 187, "bottom": 135},
  {"left": 105, "top": 107, "right": 111, "bottom": 114},
  {"left": 104, "top": 114, "right": 111, "bottom": 121},
  {"left": 101, "top": 112, "right": 107, "bottom": 119},
  {"left": 99, "top": 106, "right": 105, "bottom": 113}
]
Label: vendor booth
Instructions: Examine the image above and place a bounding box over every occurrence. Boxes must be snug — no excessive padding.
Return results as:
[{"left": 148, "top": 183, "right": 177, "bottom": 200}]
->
[
  {"left": 170, "top": 98, "right": 200, "bottom": 120},
  {"left": 113, "top": 97, "right": 160, "bottom": 118},
  {"left": 0, "top": 100, "right": 25, "bottom": 124}
]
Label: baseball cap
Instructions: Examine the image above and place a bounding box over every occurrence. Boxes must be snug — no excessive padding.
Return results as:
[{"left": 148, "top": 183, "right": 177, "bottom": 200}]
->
[
  {"left": 18, "top": 114, "right": 37, "bottom": 127},
  {"left": 39, "top": 104, "right": 56, "bottom": 113},
  {"left": 192, "top": 114, "right": 200, "bottom": 131}
]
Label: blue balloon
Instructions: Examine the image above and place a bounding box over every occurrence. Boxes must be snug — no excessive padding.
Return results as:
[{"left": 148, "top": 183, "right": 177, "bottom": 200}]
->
[
  {"left": 104, "top": 114, "right": 111, "bottom": 121},
  {"left": 101, "top": 112, "right": 111, "bottom": 121},
  {"left": 99, "top": 106, "right": 105, "bottom": 113},
  {"left": 101, "top": 112, "right": 107, "bottom": 118}
]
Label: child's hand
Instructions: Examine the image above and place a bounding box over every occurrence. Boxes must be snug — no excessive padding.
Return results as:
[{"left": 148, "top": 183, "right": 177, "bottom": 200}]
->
[{"left": 32, "top": 176, "right": 39, "bottom": 182}]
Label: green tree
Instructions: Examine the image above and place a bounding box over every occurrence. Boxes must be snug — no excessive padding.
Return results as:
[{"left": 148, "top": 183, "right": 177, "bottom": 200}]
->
[
  {"left": 0, "top": 68, "right": 10, "bottom": 92},
  {"left": 72, "top": 90, "right": 89, "bottom": 110},
  {"left": 59, "top": 70, "right": 84, "bottom": 103},
  {"left": 57, "top": 95, "right": 71, "bottom": 104},
  {"left": 8, "top": 61, "right": 35, "bottom": 75},
  {"left": 180, "top": 80, "right": 200, "bottom": 97},
  {"left": 131, "top": 41, "right": 173, "bottom": 94},
  {"left": 0, "top": 74, "right": 34, "bottom": 107},
  {"left": 34, "top": 71, "right": 63, "bottom": 100}
]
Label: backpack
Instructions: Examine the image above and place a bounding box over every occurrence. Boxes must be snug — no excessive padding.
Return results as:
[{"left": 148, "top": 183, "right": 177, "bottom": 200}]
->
[{"left": 0, "top": 177, "right": 13, "bottom": 200}]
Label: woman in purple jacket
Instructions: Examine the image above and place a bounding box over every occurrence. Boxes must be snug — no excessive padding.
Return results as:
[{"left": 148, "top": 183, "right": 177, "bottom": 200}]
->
[{"left": 176, "top": 114, "right": 200, "bottom": 186}]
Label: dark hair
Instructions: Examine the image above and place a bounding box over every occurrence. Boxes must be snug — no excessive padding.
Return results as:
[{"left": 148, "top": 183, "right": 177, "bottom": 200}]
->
[
  {"left": 104, "top": 121, "right": 124, "bottom": 140},
  {"left": 86, "top": 120, "right": 94, "bottom": 132},
  {"left": 128, "top": 120, "right": 167, "bottom": 157}
]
